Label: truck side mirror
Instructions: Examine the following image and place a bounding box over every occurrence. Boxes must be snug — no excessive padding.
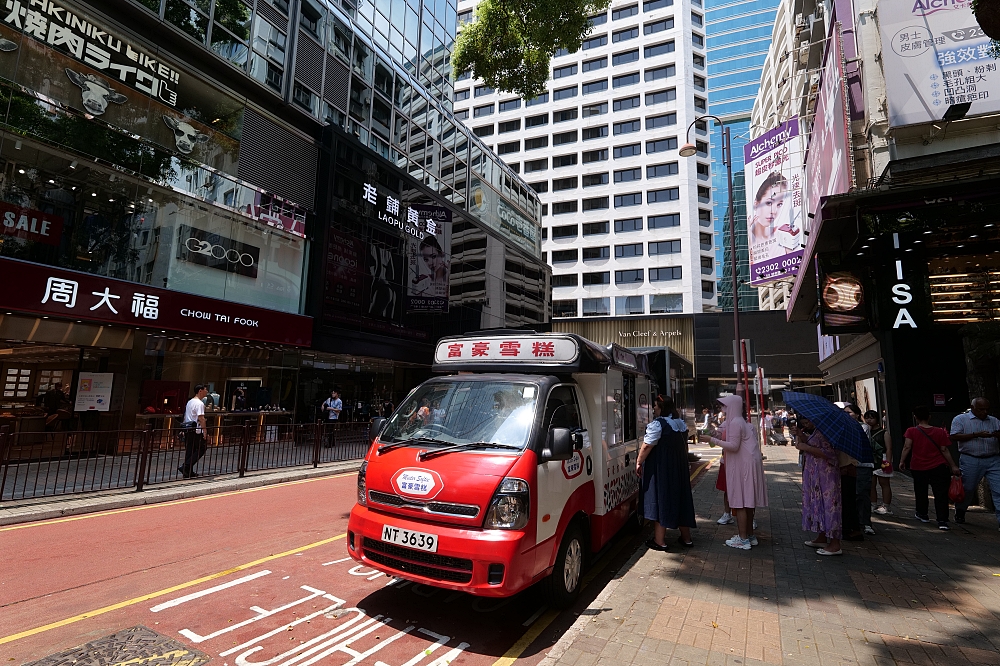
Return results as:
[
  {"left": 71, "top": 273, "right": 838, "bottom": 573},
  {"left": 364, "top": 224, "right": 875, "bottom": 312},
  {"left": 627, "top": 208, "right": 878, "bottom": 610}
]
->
[
  {"left": 542, "top": 427, "right": 574, "bottom": 461},
  {"left": 369, "top": 417, "right": 387, "bottom": 442},
  {"left": 571, "top": 430, "right": 585, "bottom": 450}
]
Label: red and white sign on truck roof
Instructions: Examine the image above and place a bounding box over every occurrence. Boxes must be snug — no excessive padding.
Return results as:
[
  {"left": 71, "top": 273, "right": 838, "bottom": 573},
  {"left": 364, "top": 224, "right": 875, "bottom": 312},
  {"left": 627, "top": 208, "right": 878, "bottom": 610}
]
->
[{"left": 434, "top": 335, "right": 579, "bottom": 364}]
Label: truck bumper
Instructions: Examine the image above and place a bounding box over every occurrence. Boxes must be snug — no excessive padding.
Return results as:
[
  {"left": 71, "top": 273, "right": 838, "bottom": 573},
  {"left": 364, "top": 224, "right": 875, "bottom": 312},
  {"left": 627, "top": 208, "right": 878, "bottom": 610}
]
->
[{"left": 347, "top": 504, "right": 539, "bottom": 597}]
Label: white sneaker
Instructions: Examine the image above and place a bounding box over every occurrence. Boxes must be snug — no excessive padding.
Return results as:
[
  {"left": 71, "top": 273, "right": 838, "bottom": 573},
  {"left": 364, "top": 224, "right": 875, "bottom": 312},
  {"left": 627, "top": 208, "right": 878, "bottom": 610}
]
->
[
  {"left": 864, "top": 525, "right": 876, "bottom": 535},
  {"left": 871, "top": 502, "right": 879, "bottom": 512},
  {"left": 748, "top": 535, "right": 759, "bottom": 546},
  {"left": 717, "top": 512, "right": 735, "bottom": 525},
  {"left": 725, "top": 536, "right": 752, "bottom": 550},
  {"left": 875, "top": 504, "right": 893, "bottom": 515}
]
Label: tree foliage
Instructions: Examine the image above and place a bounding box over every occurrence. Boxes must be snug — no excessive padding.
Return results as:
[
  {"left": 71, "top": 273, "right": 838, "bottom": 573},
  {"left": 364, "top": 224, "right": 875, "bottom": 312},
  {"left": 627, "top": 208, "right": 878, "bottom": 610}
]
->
[{"left": 452, "top": 0, "right": 611, "bottom": 100}]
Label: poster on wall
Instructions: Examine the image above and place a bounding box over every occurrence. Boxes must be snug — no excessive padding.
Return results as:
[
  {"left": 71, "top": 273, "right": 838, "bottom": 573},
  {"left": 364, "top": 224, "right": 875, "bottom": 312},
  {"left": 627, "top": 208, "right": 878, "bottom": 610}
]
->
[
  {"left": 325, "top": 230, "right": 364, "bottom": 316},
  {"left": 804, "top": 24, "right": 852, "bottom": 221},
  {"left": 879, "top": 0, "right": 998, "bottom": 127},
  {"left": 854, "top": 377, "right": 878, "bottom": 415},
  {"left": 365, "top": 245, "right": 404, "bottom": 322},
  {"left": 744, "top": 117, "right": 804, "bottom": 286},
  {"left": 469, "top": 178, "right": 540, "bottom": 258},
  {"left": 406, "top": 205, "right": 452, "bottom": 313},
  {"left": 74, "top": 372, "right": 114, "bottom": 412}
]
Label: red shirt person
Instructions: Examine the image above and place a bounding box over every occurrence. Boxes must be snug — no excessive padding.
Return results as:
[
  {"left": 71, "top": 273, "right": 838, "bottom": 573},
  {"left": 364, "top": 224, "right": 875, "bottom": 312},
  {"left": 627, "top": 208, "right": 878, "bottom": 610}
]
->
[{"left": 899, "top": 405, "right": 960, "bottom": 529}]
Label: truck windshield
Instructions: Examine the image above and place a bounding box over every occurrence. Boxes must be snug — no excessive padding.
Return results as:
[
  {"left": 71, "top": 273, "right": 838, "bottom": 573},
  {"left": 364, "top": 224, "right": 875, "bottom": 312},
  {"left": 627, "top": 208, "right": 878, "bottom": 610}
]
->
[{"left": 380, "top": 380, "right": 538, "bottom": 450}]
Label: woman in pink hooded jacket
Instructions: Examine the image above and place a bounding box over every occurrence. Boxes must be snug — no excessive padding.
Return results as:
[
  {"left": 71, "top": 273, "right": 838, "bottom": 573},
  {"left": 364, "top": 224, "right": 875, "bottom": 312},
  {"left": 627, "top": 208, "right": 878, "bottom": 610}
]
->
[{"left": 699, "top": 395, "right": 769, "bottom": 549}]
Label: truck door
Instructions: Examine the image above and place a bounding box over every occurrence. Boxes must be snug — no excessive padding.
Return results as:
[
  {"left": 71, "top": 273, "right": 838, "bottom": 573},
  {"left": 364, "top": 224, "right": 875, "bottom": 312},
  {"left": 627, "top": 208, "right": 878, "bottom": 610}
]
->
[{"left": 536, "top": 384, "right": 591, "bottom": 560}]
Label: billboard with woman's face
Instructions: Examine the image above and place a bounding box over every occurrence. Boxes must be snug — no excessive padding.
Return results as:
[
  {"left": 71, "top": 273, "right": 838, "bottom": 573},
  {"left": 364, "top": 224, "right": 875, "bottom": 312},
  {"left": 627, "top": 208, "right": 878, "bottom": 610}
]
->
[{"left": 744, "top": 117, "right": 805, "bottom": 286}]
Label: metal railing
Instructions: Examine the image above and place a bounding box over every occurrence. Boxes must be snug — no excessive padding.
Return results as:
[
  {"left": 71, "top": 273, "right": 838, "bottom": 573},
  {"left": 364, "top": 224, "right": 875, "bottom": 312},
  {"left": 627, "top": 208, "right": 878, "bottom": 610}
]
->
[{"left": 0, "top": 421, "right": 370, "bottom": 502}]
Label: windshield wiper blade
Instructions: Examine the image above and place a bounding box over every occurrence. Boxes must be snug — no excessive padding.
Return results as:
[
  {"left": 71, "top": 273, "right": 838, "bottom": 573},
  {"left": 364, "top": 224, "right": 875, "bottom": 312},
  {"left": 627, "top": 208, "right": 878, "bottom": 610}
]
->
[
  {"left": 418, "top": 441, "right": 522, "bottom": 460},
  {"left": 377, "top": 437, "right": 451, "bottom": 455}
]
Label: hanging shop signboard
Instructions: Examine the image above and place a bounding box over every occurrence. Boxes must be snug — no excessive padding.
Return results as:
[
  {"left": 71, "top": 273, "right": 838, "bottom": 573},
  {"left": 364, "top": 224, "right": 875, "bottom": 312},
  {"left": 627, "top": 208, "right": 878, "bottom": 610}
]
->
[
  {"left": 0, "top": 256, "right": 312, "bottom": 346},
  {"left": 878, "top": 0, "right": 999, "bottom": 127}
]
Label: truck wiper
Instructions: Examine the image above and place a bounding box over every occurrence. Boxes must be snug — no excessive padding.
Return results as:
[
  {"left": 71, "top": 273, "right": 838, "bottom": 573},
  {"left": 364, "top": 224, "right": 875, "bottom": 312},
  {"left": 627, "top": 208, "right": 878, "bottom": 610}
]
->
[
  {"left": 418, "top": 441, "right": 522, "bottom": 460},
  {"left": 377, "top": 437, "right": 451, "bottom": 455}
]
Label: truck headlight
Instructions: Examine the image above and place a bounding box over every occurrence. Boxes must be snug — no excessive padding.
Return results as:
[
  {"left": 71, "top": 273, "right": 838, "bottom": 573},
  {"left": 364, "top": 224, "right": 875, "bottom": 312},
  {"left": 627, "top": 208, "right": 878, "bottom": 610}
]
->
[
  {"left": 357, "top": 461, "right": 368, "bottom": 506},
  {"left": 483, "top": 477, "right": 529, "bottom": 530}
]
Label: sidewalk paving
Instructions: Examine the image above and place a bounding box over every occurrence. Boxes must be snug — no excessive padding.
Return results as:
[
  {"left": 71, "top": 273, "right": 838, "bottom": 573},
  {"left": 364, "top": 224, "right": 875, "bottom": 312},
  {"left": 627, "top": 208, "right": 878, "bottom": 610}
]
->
[{"left": 541, "top": 445, "right": 1000, "bottom": 666}]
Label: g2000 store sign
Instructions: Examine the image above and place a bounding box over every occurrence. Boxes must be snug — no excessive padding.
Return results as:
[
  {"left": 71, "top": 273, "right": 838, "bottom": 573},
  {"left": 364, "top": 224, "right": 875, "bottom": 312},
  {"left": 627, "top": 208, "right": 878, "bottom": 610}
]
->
[{"left": 177, "top": 225, "right": 260, "bottom": 279}]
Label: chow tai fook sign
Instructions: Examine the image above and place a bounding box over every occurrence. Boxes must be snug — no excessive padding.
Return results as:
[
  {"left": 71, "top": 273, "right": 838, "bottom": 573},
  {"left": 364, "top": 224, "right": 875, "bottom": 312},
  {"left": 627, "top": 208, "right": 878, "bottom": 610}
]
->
[
  {"left": 434, "top": 336, "right": 579, "bottom": 364},
  {"left": 0, "top": 257, "right": 312, "bottom": 346}
]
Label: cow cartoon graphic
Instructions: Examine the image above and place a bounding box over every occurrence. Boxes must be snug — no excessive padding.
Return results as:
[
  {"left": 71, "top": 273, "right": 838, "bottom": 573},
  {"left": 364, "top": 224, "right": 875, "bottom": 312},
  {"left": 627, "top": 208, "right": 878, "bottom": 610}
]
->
[
  {"left": 0, "top": 38, "right": 17, "bottom": 51},
  {"left": 65, "top": 69, "right": 127, "bottom": 116},
  {"left": 162, "top": 115, "right": 210, "bottom": 154}
]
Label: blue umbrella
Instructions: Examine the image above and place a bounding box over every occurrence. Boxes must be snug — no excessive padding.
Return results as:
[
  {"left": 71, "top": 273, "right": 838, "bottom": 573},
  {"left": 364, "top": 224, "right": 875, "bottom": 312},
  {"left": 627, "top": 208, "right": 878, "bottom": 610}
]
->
[{"left": 782, "top": 391, "right": 873, "bottom": 464}]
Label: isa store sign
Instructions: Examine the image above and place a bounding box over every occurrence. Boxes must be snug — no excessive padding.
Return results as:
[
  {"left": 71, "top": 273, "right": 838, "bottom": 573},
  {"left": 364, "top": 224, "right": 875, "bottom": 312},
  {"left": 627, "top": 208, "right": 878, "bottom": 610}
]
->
[
  {"left": 879, "top": 0, "right": 998, "bottom": 127},
  {"left": 744, "top": 118, "right": 804, "bottom": 286}
]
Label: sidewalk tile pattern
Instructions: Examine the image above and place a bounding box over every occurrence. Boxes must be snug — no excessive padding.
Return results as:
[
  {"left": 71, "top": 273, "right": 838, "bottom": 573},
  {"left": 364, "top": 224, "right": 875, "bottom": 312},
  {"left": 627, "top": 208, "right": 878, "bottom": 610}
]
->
[{"left": 543, "top": 446, "right": 1000, "bottom": 666}]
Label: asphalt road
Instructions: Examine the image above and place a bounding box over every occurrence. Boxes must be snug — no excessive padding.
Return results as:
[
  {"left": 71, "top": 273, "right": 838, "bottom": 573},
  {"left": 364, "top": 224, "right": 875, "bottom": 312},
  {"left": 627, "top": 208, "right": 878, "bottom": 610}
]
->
[{"left": 0, "top": 455, "right": 716, "bottom": 666}]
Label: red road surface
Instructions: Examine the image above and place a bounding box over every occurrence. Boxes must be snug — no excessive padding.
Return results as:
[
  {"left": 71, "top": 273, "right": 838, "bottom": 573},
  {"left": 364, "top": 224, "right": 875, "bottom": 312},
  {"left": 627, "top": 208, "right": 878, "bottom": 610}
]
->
[{"left": 0, "top": 473, "right": 583, "bottom": 666}]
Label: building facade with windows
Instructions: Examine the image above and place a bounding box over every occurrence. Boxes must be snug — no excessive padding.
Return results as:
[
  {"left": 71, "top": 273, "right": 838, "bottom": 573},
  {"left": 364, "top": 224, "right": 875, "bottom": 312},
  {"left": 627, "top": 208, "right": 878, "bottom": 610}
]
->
[
  {"left": 0, "top": 0, "right": 546, "bottom": 436},
  {"left": 705, "top": 0, "right": 781, "bottom": 312},
  {"left": 455, "top": 0, "right": 718, "bottom": 319}
]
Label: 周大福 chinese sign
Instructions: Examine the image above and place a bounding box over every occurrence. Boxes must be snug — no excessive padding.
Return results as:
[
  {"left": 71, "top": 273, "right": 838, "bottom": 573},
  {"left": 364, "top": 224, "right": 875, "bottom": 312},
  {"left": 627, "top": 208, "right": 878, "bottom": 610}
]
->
[
  {"left": 878, "top": 0, "right": 999, "bottom": 127},
  {"left": 0, "top": 256, "right": 312, "bottom": 346}
]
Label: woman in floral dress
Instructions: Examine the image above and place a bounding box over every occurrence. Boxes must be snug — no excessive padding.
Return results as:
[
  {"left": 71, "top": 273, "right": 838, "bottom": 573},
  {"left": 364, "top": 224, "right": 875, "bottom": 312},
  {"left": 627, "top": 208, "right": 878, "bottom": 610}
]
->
[{"left": 794, "top": 415, "right": 843, "bottom": 555}]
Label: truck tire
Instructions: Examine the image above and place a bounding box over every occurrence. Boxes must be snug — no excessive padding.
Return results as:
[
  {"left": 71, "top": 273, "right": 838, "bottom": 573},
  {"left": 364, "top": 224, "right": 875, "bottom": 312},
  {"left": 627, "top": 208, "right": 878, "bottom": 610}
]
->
[{"left": 542, "top": 523, "right": 585, "bottom": 608}]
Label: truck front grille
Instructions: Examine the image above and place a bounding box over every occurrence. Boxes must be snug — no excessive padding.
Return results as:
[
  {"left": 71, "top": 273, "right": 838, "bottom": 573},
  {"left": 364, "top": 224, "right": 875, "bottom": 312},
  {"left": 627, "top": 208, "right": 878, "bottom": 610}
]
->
[{"left": 362, "top": 537, "right": 474, "bottom": 584}]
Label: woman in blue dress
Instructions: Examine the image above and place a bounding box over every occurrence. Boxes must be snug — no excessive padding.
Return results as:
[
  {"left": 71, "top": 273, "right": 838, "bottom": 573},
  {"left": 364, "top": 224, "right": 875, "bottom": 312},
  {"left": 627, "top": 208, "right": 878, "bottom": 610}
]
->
[{"left": 635, "top": 395, "right": 697, "bottom": 550}]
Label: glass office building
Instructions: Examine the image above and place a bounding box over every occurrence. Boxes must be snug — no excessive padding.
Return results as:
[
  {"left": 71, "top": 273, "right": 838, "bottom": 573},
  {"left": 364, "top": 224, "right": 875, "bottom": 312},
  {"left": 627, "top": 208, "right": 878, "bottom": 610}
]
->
[{"left": 705, "top": 0, "right": 779, "bottom": 311}]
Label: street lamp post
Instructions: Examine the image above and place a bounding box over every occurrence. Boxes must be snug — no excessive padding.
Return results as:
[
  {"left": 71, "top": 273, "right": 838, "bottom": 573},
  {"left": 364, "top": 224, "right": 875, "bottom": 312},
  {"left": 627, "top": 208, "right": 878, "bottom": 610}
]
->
[{"left": 679, "top": 116, "right": 750, "bottom": 418}]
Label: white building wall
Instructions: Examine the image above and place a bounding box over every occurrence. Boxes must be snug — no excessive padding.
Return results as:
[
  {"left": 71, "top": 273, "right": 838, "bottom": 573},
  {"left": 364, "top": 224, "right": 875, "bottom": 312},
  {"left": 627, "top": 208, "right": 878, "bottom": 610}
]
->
[{"left": 454, "top": 0, "right": 717, "bottom": 318}]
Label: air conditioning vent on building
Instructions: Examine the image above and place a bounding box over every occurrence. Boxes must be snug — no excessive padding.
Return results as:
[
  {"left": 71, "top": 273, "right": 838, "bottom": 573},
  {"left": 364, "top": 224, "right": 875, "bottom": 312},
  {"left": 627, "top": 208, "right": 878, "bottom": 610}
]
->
[
  {"left": 798, "top": 45, "right": 810, "bottom": 65},
  {"left": 795, "top": 13, "right": 806, "bottom": 33}
]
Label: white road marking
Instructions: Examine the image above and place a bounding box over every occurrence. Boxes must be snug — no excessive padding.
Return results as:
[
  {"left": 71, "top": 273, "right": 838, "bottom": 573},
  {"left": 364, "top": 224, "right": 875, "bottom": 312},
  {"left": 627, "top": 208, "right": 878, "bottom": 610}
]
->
[
  {"left": 522, "top": 606, "right": 547, "bottom": 626},
  {"left": 150, "top": 569, "right": 271, "bottom": 612},
  {"left": 180, "top": 586, "right": 342, "bottom": 644},
  {"left": 321, "top": 557, "right": 353, "bottom": 566}
]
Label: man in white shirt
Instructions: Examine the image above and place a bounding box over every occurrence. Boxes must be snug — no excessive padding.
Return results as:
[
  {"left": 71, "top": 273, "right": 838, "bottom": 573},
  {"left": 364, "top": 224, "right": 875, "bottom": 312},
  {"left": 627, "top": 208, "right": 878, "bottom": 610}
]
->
[
  {"left": 180, "top": 384, "right": 208, "bottom": 478},
  {"left": 950, "top": 398, "right": 1000, "bottom": 528},
  {"left": 321, "top": 389, "right": 343, "bottom": 447}
]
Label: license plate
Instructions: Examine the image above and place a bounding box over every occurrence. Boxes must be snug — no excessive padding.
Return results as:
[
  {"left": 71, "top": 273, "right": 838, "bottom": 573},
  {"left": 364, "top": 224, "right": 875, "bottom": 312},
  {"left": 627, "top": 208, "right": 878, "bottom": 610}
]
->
[{"left": 381, "top": 524, "right": 438, "bottom": 552}]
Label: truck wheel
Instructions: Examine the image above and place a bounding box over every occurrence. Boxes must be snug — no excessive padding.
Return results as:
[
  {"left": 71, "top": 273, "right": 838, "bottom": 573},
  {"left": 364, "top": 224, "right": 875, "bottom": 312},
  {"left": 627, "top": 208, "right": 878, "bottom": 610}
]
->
[{"left": 543, "top": 524, "right": 585, "bottom": 608}]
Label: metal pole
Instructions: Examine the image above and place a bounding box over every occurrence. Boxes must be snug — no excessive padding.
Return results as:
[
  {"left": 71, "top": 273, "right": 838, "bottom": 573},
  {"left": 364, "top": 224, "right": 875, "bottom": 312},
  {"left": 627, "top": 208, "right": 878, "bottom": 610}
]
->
[{"left": 723, "top": 126, "right": 749, "bottom": 419}]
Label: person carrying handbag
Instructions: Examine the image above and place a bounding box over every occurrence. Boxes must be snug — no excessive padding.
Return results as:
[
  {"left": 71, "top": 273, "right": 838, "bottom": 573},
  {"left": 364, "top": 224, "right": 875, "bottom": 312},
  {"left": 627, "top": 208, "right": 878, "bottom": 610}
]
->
[{"left": 899, "top": 405, "right": 961, "bottom": 530}]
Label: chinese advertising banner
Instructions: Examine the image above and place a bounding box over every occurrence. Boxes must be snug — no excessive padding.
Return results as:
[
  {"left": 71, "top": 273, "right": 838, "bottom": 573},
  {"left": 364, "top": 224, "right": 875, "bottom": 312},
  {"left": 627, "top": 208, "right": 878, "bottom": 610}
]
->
[
  {"left": 406, "top": 205, "right": 452, "bottom": 314},
  {"left": 879, "top": 0, "right": 997, "bottom": 127},
  {"left": 0, "top": 257, "right": 313, "bottom": 346},
  {"left": 744, "top": 117, "right": 805, "bottom": 286}
]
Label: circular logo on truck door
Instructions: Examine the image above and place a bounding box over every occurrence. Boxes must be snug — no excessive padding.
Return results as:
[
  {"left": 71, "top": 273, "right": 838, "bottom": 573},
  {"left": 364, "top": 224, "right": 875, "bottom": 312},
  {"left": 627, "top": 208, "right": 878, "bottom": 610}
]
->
[
  {"left": 562, "top": 451, "right": 584, "bottom": 479},
  {"left": 392, "top": 468, "right": 444, "bottom": 499}
]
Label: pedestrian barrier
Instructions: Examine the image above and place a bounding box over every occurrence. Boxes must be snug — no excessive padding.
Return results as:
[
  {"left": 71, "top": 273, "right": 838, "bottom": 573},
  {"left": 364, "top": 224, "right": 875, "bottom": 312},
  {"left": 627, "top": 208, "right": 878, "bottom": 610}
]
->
[{"left": 0, "top": 421, "right": 371, "bottom": 502}]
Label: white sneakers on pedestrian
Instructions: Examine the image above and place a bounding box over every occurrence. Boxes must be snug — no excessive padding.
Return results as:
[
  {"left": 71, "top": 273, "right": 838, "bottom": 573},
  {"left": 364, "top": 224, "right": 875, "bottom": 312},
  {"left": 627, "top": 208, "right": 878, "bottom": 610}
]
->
[
  {"left": 725, "top": 535, "right": 752, "bottom": 550},
  {"left": 748, "top": 535, "right": 759, "bottom": 547},
  {"left": 864, "top": 525, "right": 876, "bottom": 535},
  {"left": 875, "top": 504, "right": 893, "bottom": 515},
  {"left": 718, "top": 512, "right": 735, "bottom": 525}
]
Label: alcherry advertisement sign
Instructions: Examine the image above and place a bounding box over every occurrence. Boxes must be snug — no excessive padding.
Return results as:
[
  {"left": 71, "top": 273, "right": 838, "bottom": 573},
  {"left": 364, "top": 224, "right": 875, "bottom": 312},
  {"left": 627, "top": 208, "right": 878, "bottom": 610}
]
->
[
  {"left": 878, "top": 0, "right": 998, "bottom": 127},
  {"left": 0, "top": 257, "right": 312, "bottom": 346},
  {"left": 744, "top": 117, "right": 805, "bottom": 286}
]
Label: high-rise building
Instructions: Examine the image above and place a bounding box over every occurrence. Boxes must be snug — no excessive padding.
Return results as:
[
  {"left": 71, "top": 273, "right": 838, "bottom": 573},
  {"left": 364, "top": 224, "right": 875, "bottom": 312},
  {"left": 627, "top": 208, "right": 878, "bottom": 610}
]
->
[
  {"left": 705, "top": 0, "right": 781, "bottom": 311},
  {"left": 455, "top": 0, "right": 718, "bottom": 318}
]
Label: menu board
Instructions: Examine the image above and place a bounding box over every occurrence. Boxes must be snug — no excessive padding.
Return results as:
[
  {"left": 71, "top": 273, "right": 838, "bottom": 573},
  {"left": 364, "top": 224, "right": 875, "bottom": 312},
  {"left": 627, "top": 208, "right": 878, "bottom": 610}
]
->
[{"left": 74, "top": 372, "right": 114, "bottom": 412}]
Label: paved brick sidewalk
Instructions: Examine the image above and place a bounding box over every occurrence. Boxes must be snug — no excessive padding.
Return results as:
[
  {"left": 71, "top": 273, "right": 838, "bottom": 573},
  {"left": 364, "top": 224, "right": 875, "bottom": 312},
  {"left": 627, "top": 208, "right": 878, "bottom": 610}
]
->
[{"left": 540, "top": 445, "right": 1000, "bottom": 666}]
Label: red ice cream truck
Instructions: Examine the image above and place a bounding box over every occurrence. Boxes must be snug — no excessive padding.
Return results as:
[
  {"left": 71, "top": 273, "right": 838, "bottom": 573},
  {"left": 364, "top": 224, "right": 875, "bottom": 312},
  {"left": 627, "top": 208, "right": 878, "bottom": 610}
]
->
[{"left": 346, "top": 332, "right": 653, "bottom": 606}]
